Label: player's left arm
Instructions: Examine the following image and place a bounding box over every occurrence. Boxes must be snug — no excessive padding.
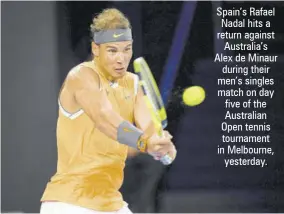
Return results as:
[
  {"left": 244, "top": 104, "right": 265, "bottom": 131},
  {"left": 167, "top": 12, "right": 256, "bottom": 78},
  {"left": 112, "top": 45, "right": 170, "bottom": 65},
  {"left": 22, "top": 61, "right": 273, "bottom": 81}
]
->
[{"left": 127, "top": 86, "right": 154, "bottom": 157}]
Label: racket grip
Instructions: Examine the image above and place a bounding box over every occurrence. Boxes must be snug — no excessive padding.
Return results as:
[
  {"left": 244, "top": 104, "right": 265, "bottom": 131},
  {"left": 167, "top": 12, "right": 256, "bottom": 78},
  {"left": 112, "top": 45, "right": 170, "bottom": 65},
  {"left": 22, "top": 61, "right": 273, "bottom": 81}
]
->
[
  {"left": 156, "top": 128, "right": 173, "bottom": 165},
  {"left": 160, "top": 154, "right": 173, "bottom": 165}
]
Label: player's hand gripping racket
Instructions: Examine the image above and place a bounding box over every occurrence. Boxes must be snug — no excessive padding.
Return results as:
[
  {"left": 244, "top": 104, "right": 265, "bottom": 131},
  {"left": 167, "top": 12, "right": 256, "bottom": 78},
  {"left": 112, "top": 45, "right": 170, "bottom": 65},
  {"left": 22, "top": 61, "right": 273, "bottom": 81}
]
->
[{"left": 133, "top": 57, "right": 173, "bottom": 165}]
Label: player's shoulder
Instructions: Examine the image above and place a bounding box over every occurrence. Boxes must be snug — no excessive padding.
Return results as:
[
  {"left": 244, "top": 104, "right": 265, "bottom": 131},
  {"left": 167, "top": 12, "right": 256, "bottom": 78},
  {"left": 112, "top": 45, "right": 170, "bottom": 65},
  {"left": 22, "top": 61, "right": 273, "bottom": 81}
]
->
[
  {"left": 65, "top": 62, "right": 100, "bottom": 89},
  {"left": 67, "top": 62, "right": 97, "bottom": 81},
  {"left": 124, "top": 71, "right": 139, "bottom": 82},
  {"left": 123, "top": 72, "right": 139, "bottom": 94}
]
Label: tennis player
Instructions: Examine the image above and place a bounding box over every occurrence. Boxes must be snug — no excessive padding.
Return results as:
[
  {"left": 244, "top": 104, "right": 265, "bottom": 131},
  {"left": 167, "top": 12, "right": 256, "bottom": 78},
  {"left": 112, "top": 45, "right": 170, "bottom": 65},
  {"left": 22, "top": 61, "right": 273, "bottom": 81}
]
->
[{"left": 40, "top": 8, "right": 176, "bottom": 214}]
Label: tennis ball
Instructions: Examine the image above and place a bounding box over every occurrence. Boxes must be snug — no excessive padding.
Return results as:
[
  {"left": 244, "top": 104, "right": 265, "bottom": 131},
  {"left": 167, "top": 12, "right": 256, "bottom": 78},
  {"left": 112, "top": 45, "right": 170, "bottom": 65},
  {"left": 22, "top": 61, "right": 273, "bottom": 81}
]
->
[{"left": 182, "top": 86, "right": 206, "bottom": 106}]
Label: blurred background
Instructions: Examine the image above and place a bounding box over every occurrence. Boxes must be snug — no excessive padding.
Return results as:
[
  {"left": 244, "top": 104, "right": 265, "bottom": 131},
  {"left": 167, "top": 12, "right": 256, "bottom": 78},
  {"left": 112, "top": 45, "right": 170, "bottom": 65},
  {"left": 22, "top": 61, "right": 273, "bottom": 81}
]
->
[{"left": 2, "top": 1, "right": 284, "bottom": 213}]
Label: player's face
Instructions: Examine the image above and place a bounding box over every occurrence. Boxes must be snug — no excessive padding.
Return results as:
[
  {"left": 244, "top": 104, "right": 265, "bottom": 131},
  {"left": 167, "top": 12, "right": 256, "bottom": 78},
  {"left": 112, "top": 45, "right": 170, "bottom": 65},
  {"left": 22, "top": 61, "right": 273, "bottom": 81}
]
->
[{"left": 95, "top": 41, "right": 133, "bottom": 80}]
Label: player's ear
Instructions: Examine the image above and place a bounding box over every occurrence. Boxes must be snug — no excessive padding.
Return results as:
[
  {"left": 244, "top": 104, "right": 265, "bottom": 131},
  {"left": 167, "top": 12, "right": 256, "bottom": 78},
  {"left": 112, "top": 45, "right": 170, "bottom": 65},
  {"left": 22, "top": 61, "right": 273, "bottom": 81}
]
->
[{"left": 91, "top": 42, "right": 99, "bottom": 57}]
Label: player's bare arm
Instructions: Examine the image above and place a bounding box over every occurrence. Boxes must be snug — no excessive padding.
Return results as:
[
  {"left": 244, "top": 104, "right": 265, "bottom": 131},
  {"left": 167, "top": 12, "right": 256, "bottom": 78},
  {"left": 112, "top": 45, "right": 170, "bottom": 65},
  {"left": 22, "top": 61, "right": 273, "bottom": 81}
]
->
[
  {"left": 68, "top": 66, "right": 124, "bottom": 140},
  {"left": 63, "top": 66, "right": 164, "bottom": 154}
]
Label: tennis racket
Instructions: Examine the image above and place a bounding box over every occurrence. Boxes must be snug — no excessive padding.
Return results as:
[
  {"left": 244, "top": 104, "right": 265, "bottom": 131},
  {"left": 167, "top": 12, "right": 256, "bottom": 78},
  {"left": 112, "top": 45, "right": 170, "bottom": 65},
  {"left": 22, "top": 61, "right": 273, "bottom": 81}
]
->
[{"left": 133, "top": 57, "right": 173, "bottom": 165}]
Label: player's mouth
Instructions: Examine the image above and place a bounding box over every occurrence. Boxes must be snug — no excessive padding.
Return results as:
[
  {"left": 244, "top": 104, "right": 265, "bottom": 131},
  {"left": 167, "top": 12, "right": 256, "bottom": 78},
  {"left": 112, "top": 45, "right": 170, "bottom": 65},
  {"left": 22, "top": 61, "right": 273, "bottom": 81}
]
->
[{"left": 114, "top": 68, "right": 125, "bottom": 73}]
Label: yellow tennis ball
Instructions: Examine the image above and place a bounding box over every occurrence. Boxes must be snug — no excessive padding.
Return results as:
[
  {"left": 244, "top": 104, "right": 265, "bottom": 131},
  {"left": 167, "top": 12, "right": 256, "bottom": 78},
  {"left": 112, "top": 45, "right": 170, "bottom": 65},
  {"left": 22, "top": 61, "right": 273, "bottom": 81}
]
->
[{"left": 182, "top": 86, "right": 206, "bottom": 106}]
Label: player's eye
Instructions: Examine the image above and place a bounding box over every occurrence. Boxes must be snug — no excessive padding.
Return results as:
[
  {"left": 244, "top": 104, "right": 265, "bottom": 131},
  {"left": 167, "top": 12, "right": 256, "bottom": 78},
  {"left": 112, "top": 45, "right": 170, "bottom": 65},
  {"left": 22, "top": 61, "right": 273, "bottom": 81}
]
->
[
  {"left": 124, "top": 48, "right": 131, "bottom": 52},
  {"left": 108, "top": 49, "right": 117, "bottom": 53}
]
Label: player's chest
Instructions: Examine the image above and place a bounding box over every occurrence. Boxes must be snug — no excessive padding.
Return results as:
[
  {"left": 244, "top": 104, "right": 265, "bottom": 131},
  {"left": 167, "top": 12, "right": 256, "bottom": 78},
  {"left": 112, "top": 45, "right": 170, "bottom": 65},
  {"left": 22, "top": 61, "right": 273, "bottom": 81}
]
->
[{"left": 105, "top": 84, "right": 135, "bottom": 120}]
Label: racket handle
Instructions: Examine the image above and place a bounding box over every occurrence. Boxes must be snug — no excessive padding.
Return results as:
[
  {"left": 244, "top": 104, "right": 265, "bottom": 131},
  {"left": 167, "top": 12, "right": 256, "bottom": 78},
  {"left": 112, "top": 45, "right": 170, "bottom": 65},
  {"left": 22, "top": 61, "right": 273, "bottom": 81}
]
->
[
  {"left": 150, "top": 153, "right": 173, "bottom": 165},
  {"left": 157, "top": 129, "right": 173, "bottom": 165},
  {"left": 160, "top": 154, "right": 173, "bottom": 165}
]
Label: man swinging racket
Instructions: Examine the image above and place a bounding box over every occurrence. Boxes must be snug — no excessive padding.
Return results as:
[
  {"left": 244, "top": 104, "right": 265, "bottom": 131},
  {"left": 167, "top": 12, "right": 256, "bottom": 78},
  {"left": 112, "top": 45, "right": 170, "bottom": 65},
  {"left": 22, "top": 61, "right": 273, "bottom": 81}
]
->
[{"left": 40, "top": 8, "right": 176, "bottom": 214}]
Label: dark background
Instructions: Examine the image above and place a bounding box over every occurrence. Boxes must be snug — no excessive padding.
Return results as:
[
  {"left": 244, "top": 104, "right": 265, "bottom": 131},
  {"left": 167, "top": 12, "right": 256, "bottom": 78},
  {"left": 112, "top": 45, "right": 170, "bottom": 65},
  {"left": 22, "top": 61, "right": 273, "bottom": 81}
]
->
[{"left": 2, "top": 1, "right": 284, "bottom": 213}]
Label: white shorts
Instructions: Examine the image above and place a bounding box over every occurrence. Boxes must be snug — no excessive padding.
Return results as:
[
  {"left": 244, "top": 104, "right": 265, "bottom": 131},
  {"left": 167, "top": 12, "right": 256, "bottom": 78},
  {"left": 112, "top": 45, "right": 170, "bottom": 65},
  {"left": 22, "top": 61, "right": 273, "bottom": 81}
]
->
[{"left": 40, "top": 201, "right": 133, "bottom": 214}]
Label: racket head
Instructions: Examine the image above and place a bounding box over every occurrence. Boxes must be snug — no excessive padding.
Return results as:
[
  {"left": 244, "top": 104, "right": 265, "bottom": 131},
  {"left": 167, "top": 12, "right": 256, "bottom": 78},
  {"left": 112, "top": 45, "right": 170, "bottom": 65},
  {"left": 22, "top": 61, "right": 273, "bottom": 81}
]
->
[{"left": 133, "top": 57, "right": 167, "bottom": 129}]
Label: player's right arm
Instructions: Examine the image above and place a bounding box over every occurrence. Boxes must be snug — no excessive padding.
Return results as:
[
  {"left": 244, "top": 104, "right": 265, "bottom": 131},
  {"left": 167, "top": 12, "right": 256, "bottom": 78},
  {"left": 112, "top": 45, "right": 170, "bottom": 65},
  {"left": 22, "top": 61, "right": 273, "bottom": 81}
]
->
[
  {"left": 68, "top": 66, "right": 124, "bottom": 140},
  {"left": 67, "top": 66, "right": 172, "bottom": 154}
]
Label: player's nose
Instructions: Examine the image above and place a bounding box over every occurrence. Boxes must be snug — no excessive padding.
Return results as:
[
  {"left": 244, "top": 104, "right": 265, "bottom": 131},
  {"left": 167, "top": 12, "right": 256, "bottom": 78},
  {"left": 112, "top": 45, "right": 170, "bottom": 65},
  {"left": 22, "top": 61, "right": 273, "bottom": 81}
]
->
[{"left": 116, "top": 53, "right": 124, "bottom": 63}]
